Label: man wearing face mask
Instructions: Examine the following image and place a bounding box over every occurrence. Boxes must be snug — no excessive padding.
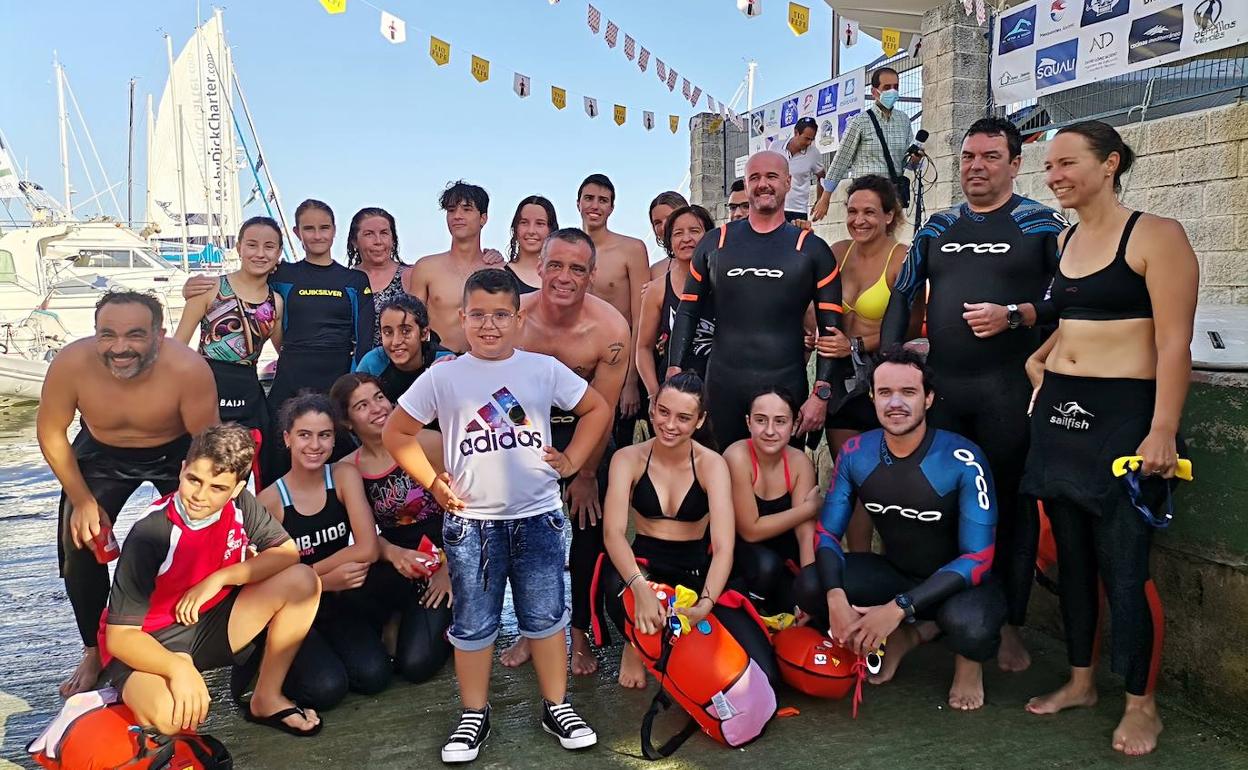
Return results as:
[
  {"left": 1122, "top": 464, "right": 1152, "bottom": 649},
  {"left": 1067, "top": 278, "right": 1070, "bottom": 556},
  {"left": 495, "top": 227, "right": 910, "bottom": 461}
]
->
[{"left": 811, "top": 67, "right": 913, "bottom": 223}]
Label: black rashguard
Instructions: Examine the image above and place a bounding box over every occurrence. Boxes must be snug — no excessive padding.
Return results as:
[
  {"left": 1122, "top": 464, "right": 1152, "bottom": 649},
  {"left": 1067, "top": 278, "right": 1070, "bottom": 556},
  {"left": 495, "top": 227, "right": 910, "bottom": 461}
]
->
[
  {"left": 668, "top": 221, "right": 842, "bottom": 447},
  {"left": 271, "top": 260, "right": 374, "bottom": 365}
]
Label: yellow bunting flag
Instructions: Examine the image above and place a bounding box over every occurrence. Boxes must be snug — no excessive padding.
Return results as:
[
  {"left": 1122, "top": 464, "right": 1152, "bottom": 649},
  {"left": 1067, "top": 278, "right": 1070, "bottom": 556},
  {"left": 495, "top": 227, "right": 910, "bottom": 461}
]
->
[
  {"left": 669, "top": 115, "right": 679, "bottom": 134},
  {"left": 471, "top": 55, "right": 490, "bottom": 83},
  {"left": 551, "top": 86, "right": 567, "bottom": 110},
  {"left": 429, "top": 36, "right": 450, "bottom": 66},
  {"left": 320, "top": 0, "right": 346, "bottom": 14},
  {"left": 787, "top": 3, "right": 809, "bottom": 35},
  {"left": 881, "top": 28, "right": 901, "bottom": 57},
  {"left": 614, "top": 104, "right": 626, "bottom": 126}
]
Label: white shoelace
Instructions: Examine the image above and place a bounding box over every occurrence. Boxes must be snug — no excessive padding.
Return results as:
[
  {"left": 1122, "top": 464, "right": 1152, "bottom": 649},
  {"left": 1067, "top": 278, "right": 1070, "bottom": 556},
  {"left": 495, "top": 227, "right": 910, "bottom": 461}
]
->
[
  {"left": 448, "top": 711, "right": 486, "bottom": 745},
  {"left": 548, "top": 703, "right": 588, "bottom": 733}
]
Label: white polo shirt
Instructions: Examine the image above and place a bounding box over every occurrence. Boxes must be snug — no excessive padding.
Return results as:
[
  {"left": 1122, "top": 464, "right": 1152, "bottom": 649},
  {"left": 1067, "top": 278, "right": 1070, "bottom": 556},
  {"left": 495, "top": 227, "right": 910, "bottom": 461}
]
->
[{"left": 768, "top": 136, "right": 825, "bottom": 215}]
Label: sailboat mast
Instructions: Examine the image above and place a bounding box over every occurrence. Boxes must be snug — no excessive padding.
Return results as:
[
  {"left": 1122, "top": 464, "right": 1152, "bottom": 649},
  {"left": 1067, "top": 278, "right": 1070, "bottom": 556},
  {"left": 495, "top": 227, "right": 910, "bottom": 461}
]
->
[
  {"left": 145, "top": 93, "right": 153, "bottom": 227},
  {"left": 232, "top": 69, "right": 294, "bottom": 260},
  {"left": 127, "top": 77, "right": 135, "bottom": 227},
  {"left": 55, "top": 54, "right": 73, "bottom": 217},
  {"left": 166, "top": 34, "right": 191, "bottom": 271}
]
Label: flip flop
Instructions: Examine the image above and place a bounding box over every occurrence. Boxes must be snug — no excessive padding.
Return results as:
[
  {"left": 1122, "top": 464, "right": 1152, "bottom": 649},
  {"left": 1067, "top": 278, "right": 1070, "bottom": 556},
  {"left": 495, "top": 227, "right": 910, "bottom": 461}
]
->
[{"left": 243, "top": 705, "right": 323, "bottom": 738}]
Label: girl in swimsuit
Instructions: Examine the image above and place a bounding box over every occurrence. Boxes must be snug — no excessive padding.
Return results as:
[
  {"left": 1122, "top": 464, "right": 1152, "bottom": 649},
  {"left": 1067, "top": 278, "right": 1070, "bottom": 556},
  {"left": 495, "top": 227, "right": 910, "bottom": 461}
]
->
[
  {"left": 348, "top": 207, "right": 407, "bottom": 348},
  {"left": 332, "top": 372, "right": 453, "bottom": 684},
  {"left": 600, "top": 371, "right": 735, "bottom": 689},
  {"left": 504, "top": 195, "right": 558, "bottom": 294},
  {"left": 646, "top": 190, "right": 688, "bottom": 280}
]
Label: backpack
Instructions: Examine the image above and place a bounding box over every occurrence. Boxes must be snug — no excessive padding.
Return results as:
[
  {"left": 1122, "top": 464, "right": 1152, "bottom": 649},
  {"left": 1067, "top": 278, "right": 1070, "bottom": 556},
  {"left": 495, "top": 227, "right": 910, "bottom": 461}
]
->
[
  {"left": 773, "top": 626, "right": 868, "bottom": 715},
  {"left": 623, "top": 583, "right": 778, "bottom": 759},
  {"left": 28, "top": 689, "right": 232, "bottom": 770}
]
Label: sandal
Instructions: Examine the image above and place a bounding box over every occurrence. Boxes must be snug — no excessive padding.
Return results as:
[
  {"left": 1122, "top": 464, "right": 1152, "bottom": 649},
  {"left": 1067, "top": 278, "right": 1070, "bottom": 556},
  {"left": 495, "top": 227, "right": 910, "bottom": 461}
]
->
[{"left": 243, "top": 705, "right": 323, "bottom": 737}]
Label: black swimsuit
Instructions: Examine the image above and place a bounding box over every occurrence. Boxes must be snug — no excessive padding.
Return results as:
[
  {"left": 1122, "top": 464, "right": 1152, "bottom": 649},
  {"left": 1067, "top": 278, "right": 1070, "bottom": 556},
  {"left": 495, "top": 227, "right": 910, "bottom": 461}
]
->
[
  {"left": 630, "top": 445, "right": 710, "bottom": 523},
  {"left": 276, "top": 466, "right": 352, "bottom": 565}
]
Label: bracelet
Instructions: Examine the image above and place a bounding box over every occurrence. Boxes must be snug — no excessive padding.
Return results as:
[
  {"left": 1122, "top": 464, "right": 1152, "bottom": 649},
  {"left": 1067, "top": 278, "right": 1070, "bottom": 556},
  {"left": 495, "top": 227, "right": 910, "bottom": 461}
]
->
[{"left": 619, "top": 572, "right": 644, "bottom": 596}]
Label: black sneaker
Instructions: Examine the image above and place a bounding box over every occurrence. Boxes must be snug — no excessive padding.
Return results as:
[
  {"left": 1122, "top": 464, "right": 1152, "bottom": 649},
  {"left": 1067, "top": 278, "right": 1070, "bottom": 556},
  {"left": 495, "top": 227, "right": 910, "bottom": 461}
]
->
[
  {"left": 441, "top": 706, "right": 491, "bottom": 763},
  {"left": 541, "top": 699, "right": 597, "bottom": 750}
]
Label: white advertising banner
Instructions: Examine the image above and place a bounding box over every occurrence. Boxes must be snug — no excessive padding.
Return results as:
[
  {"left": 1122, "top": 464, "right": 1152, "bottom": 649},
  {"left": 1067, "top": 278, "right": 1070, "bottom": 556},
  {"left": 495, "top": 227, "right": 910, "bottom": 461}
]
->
[
  {"left": 748, "top": 67, "right": 866, "bottom": 155},
  {"left": 992, "top": 0, "right": 1247, "bottom": 105}
]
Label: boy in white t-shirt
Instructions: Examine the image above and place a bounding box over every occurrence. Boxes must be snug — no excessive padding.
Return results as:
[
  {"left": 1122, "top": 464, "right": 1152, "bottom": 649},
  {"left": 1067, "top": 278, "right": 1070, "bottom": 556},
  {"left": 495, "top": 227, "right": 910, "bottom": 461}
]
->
[{"left": 384, "top": 267, "right": 610, "bottom": 764}]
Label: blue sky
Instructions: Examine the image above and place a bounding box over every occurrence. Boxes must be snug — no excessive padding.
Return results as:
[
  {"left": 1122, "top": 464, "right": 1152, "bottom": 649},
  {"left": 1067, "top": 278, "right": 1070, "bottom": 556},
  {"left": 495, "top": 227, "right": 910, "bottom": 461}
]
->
[{"left": 1, "top": 1, "right": 882, "bottom": 258}]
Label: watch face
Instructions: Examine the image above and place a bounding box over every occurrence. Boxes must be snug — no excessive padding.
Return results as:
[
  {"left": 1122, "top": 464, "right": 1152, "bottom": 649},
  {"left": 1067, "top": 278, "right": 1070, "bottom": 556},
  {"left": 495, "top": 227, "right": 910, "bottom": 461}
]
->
[{"left": 815, "top": 384, "right": 832, "bottom": 399}]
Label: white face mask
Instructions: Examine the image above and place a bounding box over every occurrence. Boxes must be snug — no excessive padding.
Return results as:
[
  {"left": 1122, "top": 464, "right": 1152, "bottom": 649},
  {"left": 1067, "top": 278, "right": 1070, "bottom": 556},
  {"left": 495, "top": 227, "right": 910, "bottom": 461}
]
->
[{"left": 877, "top": 90, "right": 899, "bottom": 109}]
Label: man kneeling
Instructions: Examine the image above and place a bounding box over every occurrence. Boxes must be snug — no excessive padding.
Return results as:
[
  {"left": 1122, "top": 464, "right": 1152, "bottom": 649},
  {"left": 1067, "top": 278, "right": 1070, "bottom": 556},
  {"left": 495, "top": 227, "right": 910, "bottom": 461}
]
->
[
  {"left": 101, "top": 424, "right": 324, "bottom": 736},
  {"left": 795, "top": 347, "right": 1006, "bottom": 710}
]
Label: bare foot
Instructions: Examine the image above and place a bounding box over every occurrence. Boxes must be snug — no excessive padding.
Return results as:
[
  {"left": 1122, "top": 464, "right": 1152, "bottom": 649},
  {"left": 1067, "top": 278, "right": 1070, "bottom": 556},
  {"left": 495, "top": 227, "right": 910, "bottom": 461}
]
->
[
  {"left": 869, "top": 623, "right": 921, "bottom": 685},
  {"left": 569, "top": 628, "right": 599, "bottom": 676},
  {"left": 997, "top": 625, "right": 1032, "bottom": 672},
  {"left": 948, "top": 656, "right": 985, "bottom": 711},
  {"left": 59, "top": 648, "right": 102, "bottom": 698},
  {"left": 1026, "top": 672, "right": 1098, "bottom": 715},
  {"left": 499, "top": 637, "right": 532, "bottom": 668},
  {"left": 249, "top": 692, "right": 321, "bottom": 734},
  {"left": 618, "top": 645, "right": 648, "bottom": 689},
  {"left": 1113, "top": 697, "right": 1162, "bottom": 756}
]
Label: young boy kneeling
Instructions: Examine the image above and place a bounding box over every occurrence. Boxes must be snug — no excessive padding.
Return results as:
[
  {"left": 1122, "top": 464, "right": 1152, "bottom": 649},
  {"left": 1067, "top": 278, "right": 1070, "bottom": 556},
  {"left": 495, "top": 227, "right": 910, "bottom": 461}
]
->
[
  {"left": 101, "top": 423, "right": 323, "bottom": 737},
  {"left": 384, "top": 268, "right": 611, "bottom": 763}
]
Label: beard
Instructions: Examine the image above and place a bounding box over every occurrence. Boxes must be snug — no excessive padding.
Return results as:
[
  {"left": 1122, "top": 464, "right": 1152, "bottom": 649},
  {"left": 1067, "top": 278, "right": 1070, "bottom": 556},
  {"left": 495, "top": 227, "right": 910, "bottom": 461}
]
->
[{"left": 103, "top": 343, "right": 159, "bottom": 380}]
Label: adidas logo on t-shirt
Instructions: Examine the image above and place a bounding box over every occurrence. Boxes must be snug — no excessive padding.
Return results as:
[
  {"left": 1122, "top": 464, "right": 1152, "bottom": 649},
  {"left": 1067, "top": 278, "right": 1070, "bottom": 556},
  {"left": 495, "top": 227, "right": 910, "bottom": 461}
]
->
[{"left": 460, "top": 387, "right": 545, "bottom": 456}]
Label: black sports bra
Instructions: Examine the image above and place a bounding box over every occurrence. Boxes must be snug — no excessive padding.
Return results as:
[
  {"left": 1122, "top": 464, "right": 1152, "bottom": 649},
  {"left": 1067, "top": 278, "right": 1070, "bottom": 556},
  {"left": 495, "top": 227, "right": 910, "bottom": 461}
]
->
[
  {"left": 630, "top": 445, "right": 709, "bottom": 523},
  {"left": 1050, "top": 211, "right": 1153, "bottom": 321}
]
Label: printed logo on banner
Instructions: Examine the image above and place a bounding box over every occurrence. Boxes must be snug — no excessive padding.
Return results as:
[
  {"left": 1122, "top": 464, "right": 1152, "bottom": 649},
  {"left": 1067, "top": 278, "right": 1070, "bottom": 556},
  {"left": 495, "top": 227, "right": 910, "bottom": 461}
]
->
[
  {"left": 801, "top": 92, "right": 816, "bottom": 116},
  {"left": 844, "top": 77, "right": 858, "bottom": 102},
  {"left": 780, "top": 98, "right": 799, "bottom": 127},
  {"left": 1050, "top": 0, "right": 1068, "bottom": 22},
  {"left": 818, "top": 118, "right": 838, "bottom": 149},
  {"left": 1039, "top": 0, "right": 1077, "bottom": 38},
  {"left": 1081, "top": 0, "right": 1129, "bottom": 27},
  {"left": 999, "top": 5, "right": 1037, "bottom": 53},
  {"left": 1084, "top": 30, "right": 1121, "bottom": 74},
  {"left": 817, "top": 83, "right": 840, "bottom": 115},
  {"left": 751, "top": 111, "right": 765, "bottom": 136},
  {"left": 1035, "top": 39, "right": 1079, "bottom": 88},
  {"left": 837, "top": 110, "right": 860, "bottom": 137},
  {"left": 1129, "top": 4, "right": 1184, "bottom": 63},
  {"left": 1194, "top": 0, "right": 1237, "bottom": 45},
  {"left": 998, "top": 68, "right": 1032, "bottom": 88}
]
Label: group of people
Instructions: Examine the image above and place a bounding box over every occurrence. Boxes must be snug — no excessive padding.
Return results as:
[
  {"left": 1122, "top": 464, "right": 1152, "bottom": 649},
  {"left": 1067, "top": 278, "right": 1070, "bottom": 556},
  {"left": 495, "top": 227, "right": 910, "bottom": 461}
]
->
[{"left": 38, "top": 70, "right": 1198, "bottom": 762}]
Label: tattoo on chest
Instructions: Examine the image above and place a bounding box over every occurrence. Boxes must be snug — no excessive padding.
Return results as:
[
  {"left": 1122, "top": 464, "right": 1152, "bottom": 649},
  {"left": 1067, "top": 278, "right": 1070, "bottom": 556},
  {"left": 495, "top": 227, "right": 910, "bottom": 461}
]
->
[
  {"left": 606, "top": 342, "right": 625, "bottom": 366},
  {"left": 573, "top": 365, "right": 592, "bottom": 377}
]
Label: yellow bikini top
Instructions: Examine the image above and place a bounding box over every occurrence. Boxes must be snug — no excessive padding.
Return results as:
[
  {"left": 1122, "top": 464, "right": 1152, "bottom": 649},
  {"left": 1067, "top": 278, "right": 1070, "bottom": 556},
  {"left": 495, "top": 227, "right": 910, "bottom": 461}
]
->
[{"left": 840, "top": 242, "right": 899, "bottom": 322}]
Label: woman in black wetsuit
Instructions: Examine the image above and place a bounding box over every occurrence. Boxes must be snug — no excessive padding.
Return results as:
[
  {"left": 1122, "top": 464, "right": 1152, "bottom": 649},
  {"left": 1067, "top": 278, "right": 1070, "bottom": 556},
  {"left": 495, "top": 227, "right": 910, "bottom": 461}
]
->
[
  {"left": 1022, "top": 121, "right": 1197, "bottom": 757},
  {"left": 599, "top": 372, "right": 735, "bottom": 689},
  {"left": 504, "top": 195, "right": 558, "bottom": 294},
  {"left": 635, "top": 205, "right": 715, "bottom": 401},
  {"left": 348, "top": 207, "right": 407, "bottom": 347},
  {"left": 723, "top": 387, "right": 820, "bottom": 614},
  {"left": 332, "top": 372, "right": 453, "bottom": 685}
]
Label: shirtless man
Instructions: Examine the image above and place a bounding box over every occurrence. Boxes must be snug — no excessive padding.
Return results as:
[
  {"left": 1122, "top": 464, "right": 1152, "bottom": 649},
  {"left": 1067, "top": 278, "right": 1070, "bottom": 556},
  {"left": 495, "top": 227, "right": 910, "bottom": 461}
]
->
[
  {"left": 499, "top": 227, "right": 630, "bottom": 676},
  {"left": 407, "top": 181, "right": 504, "bottom": 354},
  {"left": 38, "top": 291, "right": 220, "bottom": 696},
  {"left": 576, "top": 174, "right": 650, "bottom": 447}
]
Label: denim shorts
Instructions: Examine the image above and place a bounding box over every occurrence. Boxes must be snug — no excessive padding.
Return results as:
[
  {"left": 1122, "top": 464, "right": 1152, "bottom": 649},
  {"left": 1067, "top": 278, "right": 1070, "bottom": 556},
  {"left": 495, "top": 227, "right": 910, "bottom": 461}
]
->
[{"left": 442, "top": 509, "right": 569, "bottom": 651}]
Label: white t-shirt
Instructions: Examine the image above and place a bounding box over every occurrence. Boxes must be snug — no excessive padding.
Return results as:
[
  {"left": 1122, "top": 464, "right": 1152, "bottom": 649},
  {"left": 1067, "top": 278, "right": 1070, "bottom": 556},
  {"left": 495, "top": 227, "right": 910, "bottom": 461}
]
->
[
  {"left": 768, "top": 136, "right": 825, "bottom": 214},
  {"left": 397, "top": 349, "right": 589, "bottom": 520}
]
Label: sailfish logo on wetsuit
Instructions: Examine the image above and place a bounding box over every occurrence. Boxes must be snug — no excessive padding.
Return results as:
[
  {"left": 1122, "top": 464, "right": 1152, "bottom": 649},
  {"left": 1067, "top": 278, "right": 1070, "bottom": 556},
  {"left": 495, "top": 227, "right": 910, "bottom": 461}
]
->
[
  {"left": 1050, "top": 401, "right": 1095, "bottom": 431},
  {"left": 461, "top": 386, "right": 544, "bottom": 456}
]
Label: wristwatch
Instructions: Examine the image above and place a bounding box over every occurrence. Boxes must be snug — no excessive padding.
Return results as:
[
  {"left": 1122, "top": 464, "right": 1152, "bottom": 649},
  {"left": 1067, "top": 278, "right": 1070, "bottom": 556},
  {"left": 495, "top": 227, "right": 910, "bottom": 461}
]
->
[
  {"left": 813, "top": 383, "right": 832, "bottom": 401},
  {"left": 1006, "top": 304, "right": 1023, "bottom": 330},
  {"left": 894, "top": 593, "right": 916, "bottom": 622}
]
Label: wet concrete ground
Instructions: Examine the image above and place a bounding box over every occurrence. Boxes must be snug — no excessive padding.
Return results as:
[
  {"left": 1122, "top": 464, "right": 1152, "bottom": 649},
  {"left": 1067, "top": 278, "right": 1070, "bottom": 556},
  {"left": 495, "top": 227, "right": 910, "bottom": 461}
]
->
[{"left": 1, "top": 409, "right": 1246, "bottom": 768}]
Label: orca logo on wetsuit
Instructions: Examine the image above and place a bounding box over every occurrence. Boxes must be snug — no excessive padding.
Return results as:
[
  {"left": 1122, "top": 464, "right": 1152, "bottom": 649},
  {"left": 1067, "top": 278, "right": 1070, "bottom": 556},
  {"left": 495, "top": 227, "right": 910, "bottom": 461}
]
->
[
  {"left": 939, "top": 243, "right": 1012, "bottom": 254},
  {"left": 726, "top": 267, "right": 785, "bottom": 278},
  {"left": 954, "top": 447, "right": 992, "bottom": 510},
  {"left": 863, "top": 502, "right": 943, "bottom": 522}
]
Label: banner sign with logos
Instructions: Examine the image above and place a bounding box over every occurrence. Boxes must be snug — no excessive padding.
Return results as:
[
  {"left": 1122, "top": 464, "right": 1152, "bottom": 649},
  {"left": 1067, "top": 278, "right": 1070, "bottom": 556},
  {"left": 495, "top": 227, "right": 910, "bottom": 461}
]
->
[
  {"left": 748, "top": 67, "right": 866, "bottom": 155},
  {"left": 991, "top": 0, "right": 1246, "bottom": 104}
]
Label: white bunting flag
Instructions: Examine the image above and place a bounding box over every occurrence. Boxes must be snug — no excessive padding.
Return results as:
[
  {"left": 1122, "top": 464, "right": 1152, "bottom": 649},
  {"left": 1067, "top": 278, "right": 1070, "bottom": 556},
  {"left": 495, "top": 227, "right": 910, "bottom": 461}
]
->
[
  {"left": 587, "top": 4, "right": 601, "bottom": 33},
  {"left": 842, "top": 18, "right": 859, "bottom": 47},
  {"left": 667, "top": 69, "right": 678, "bottom": 91},
  {"left": 974, "top": 0, "right": 986, "bottom": 25},
  {"left": 624, "top": 35, "right": 635, "bottom": 60},
  {"left": 643, "top": 111, "right": 655, "bottom": 130},
  {"left": 584, "top": 96, "right": 599, "bottom": 118},
  {"left": 737, "top": 0, "right": 762, "bottom": 17},
  {"left": 605, "top": 20, "right": 619, "bottom": 47},
  {"left": 690, "top": 85, "right": 703, "bottom": 107},
  {"left": 682, "top": 78, "right": 691, "bottom": 100},
  {"left": 638, "top": 47, "right": 650, "bottom": 72},
  {"left": 380, "top": 11, "right": 406, "bottom": 44},
  {"left": 707, "top": 93, "right": 716, "bottom": 111},
  {"left": 962, "top": 0, "right": 973, "bottom": 15},
  {"left": 656, "top": 59, "right": 667, "bottom": 81},
  {"left": 908, "top": 33, "right": 923, "bottom": 60},
  {"left": 514, "top": 73, "right": 531, "bottom": 98}
]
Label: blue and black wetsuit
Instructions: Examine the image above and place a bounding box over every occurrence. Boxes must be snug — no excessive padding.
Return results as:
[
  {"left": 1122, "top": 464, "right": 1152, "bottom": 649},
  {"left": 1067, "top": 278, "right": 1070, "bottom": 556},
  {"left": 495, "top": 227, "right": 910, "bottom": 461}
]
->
[
  {"left": 354, "top": 334, "right": 455, "bottom": 404},
  {"left": 669, "top": 220, "right": 842, "bottom": 450},
  {"left": 880, "top": 195, "right": 1065, "bottom": 629},
  {"left": 795, "top": 428, "right": 1007, "bottom": 662}
]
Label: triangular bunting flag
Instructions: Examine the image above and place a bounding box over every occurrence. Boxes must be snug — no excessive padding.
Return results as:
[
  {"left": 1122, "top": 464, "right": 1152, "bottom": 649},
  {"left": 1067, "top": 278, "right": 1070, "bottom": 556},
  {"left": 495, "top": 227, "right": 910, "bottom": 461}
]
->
[
  {"left": 552, "top": 86, "right": 567, "bottom": 110},
  {"left": 841, "top": 19, "right": 859, "bottom": 47},
  {"left": 514, "top": 73, "right": 531, "bottom": 98},
  {"left": 962, "top": 0, "right": 973, "bottom": 16},
  {"left": 707, "top": 94, "right": 716, "bottom": 111},
  {"left": 643, "top": 110, "right": 655, "bottom": 130},
  {"left": 605, "top": 20, "right": 619, "bottom": 47},
  {"left": 584, "top": 96, "right": 599, "bottom": 118},
  {"left": 587, "top": 4, "right": 601, "bottom": 33},
  {"left": 624, "top": 35, "right": 635, "bottom": 60},
  {"left": 881, "top": 28, "right": 901, "bottom": 57},
  {"left": 471, "top": 55, "right": 490, "bottom": 83},
  {"left": 787, "top": 2, "right": 810, "bottom": 35},
  {"left": 656, "top": 59, "right": 667, "bottom": 81},
  {"left": 380, "top": 11, "right": 406, "bottom": 44},
  {"left": 737, "top": 0, "right": 762, "bottom": 17},
  {"left": 690, "top": 85, "right": 703, "bottom": 107},
  {"left": 682, "top": 78, "right": 691, "bottom": 100},
  {"left": 667, "top": 69, "right": 678, "bottom": 91},
  {"left": 614, "top": 104, "right": 626, "bottom": 126},
  {"left": 429, "top": 36, "right": 451, "bottom": 66},
  {"left": 974, "top": 0, "right": 986, "bottom": 25},
  {"left": 638, "top": 47, "right": 650, "bottom": 72},
  {"left": 320, "top": 0, "right": 346, "bottom": 14},
  {"left": 669, "top": 115, "right": 679, "bottom": 134}
]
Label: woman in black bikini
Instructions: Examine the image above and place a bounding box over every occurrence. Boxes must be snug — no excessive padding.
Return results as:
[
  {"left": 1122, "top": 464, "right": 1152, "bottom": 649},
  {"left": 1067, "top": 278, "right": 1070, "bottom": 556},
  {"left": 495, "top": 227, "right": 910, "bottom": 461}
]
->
[
  {"left": 599, "top": 371, "right": 735, "bottom": 689},
  {"left": 504, "top": 195, "right": 558, "bottom": 294}
]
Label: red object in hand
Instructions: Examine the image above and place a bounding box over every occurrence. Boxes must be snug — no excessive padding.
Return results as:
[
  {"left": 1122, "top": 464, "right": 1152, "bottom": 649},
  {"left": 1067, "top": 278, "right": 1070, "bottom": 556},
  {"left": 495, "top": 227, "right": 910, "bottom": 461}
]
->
[
  {"left": 91, "top": 523, "right": 120, "bottom": 564},
  {"left": 417, "top": 535, "right": 442, "bottom": 573}
]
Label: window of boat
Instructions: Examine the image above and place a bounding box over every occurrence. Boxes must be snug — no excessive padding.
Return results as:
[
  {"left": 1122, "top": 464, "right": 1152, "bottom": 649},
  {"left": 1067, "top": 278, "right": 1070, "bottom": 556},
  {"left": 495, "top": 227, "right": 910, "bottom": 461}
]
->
[
  {"left": 0, "top": 250, "right": 14, "bottom": 283},
  {"left": 73, "top": 249, "right": 135, "bottom": 269}
]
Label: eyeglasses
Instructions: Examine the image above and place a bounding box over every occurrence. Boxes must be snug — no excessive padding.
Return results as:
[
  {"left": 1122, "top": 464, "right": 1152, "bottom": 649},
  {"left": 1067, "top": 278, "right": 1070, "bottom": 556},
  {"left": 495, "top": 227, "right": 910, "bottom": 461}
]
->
[
  {"left": 466, "top": 310, "right": 517, "bottom": 328},
  {"left": 727, "top": 202, "right": 750, "bottom": 212}
]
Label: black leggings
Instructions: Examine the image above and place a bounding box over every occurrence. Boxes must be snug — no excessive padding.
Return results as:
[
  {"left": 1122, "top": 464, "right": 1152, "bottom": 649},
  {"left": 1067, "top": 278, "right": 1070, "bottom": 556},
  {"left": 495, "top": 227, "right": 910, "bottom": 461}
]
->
[
  {"left": 1044, "top": 499, "right": 1162, "bottom": 695},
  {"left": 600, "top": 534, "right": 708, "bottom": 639},
  {"left": 732, "top": 540, "right": 800, "bottom": 616},
  {"left": 554, "top": 428, "right": 613, "bottom": 638},
  {"left": 351, "top": 561, "right": 453, "bottom": 684},
  {"left": 929, "top": 366, "right": 1036, "bottom": 628},
  {"left": 57, "top": 431, "right": 189, "bottom": 647},
  {"left": 793, "top": 556, "right": 1007, "bottom": 663}
]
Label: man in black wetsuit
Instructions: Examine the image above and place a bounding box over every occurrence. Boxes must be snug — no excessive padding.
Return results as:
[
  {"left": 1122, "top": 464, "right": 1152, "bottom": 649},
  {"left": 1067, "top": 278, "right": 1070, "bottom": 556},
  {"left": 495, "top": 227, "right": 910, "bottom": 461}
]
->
[
  {"left": 880, "top": 117, "right": 1066, "bottom": 672},
  {"left": 666, "top": 150, "right": 843, "bottom": 449},
  {"left": 794, "top": 347, "right": 1006, "bottom": 711}
]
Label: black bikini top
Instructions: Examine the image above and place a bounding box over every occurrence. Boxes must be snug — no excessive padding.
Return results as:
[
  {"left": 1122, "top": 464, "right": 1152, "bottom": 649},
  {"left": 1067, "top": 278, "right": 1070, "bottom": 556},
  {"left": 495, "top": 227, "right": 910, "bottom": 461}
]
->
[
  {"left": 1050, "top": 211, "right": 1153, "bottom": 321},
  {"left": 630, "top": 445, "right": 710, "bottom": 523}
]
